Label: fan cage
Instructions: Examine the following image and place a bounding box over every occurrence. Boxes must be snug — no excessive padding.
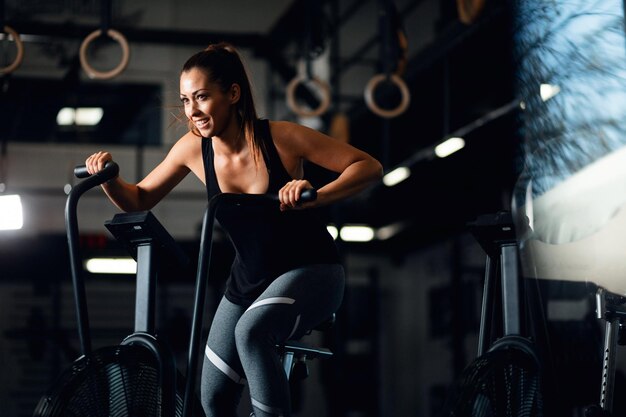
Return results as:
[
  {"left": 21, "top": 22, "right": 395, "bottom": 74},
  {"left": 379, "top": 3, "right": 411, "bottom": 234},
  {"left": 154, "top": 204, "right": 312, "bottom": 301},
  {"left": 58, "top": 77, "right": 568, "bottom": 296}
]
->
[
  {"left": 441, "top": 337, "right": 543, "bottom": 417},
  {"left": 33, "top": 345, "right": 187, "bottom": 417}
]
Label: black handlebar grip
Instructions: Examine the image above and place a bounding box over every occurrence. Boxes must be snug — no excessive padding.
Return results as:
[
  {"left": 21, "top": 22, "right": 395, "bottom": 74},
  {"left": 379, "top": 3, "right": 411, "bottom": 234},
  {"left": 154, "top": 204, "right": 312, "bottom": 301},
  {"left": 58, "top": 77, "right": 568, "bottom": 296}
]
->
[
  {"left": 74, "top": 165, "right": 90, "bottom": 178},
  {"left": 300, "top": 188, "right": 317, "bottom": 203},
  {"left": 74, "top": 161, "right": 119, "bottom": 182}
]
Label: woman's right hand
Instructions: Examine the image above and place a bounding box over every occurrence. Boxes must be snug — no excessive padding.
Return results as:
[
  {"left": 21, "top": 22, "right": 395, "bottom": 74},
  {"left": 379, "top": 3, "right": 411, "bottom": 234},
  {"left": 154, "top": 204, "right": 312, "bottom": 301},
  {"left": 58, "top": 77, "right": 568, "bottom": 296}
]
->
[{"left": 85, "top": 151, "right": 114, "bottom": 175}]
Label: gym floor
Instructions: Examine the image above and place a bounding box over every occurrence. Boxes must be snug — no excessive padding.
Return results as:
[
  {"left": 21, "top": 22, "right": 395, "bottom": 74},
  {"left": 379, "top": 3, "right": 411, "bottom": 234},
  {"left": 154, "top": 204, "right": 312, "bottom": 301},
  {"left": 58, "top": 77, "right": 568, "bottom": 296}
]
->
[{"left": 2, "top": 0, "right": 626, "bottom": 416}]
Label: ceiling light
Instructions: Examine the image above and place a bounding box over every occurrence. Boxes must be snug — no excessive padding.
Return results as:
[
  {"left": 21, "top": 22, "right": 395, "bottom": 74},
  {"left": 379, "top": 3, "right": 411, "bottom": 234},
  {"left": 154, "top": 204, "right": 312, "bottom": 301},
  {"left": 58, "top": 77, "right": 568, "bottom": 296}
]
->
[
  {"left": 85, "top": 257, "right": 137, "bottom": 274},
  {"left": 540, "top": 83, "right": 560, "bottom": 102},
  {"left": 383, "top": 166, "right": 411, "bottom": 187},
  {"left": 435, "top": 137, "right": 465, "bottom": 158},
  {"left": 339, "top": 225, "right": 375, "bottom": 242},
  {"left": 56, "top": 107, "right": 104, "bottom": 126},
  {"left": 75, "top": 108, "right": 104, "bottom": 125},
  {"left": 0, "top": 194, "right": 23, "bottom": 230},
  {"left": 57, "top": 108, "right": 75, "bottom": 125},
  {"left": 376, "top": 221, "right": 409, "bottom": 240},
  {"left": 326, "top": 225, "right": 338, "bottom": 240}
]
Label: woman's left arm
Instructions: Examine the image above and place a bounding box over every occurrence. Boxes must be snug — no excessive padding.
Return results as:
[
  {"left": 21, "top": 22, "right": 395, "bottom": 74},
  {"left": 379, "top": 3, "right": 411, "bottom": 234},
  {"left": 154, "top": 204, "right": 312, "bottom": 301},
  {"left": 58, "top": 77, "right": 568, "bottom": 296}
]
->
[{"left": 271, "top": 121, "right": 383, "bottom": 209}]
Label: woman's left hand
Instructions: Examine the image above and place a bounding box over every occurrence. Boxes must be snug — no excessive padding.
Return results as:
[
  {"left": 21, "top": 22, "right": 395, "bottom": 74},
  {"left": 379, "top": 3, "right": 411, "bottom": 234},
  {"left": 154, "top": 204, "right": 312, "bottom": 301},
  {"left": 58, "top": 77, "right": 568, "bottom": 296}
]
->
[{"left": 279, "top": 179, "right": 314, "bottom": 211}]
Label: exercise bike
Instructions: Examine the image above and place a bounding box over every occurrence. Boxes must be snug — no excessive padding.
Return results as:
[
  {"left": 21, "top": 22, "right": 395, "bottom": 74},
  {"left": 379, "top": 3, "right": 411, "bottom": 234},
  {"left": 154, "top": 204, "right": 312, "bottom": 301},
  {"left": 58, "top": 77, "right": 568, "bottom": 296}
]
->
[
  {"left": 181, "top": 183, "right": 335, "bottom": 416},
  {"left": 439, "top": 211, "right": 544, "bottom": 417},
  {"left": 33, "top": 161, "right": 334, "bottom": 417},
  {"left": 33, "top": 162, "right": 199, "bottom": 417}
]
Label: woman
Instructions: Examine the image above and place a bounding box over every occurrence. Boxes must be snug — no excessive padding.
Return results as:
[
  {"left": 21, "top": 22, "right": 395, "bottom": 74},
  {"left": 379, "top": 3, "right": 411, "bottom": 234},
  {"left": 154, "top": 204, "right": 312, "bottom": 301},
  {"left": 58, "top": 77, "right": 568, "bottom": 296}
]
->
[{"left": 85, "top": 42, "right": 383, "bottom": 417}]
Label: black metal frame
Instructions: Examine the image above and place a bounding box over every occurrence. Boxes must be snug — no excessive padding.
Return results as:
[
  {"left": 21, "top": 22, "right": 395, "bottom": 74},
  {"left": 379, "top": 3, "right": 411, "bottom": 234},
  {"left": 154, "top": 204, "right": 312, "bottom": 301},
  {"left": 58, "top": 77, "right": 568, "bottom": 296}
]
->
[{"left": 65, "top": 162, "right": 187, "bottom": 417}]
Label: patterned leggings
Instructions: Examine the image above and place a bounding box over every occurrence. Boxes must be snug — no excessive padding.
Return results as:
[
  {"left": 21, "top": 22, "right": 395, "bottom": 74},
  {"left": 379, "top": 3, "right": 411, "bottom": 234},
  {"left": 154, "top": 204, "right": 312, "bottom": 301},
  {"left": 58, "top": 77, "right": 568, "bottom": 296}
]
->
[{"left": 200, "top": 264, "right": 345, "bottom": 417}]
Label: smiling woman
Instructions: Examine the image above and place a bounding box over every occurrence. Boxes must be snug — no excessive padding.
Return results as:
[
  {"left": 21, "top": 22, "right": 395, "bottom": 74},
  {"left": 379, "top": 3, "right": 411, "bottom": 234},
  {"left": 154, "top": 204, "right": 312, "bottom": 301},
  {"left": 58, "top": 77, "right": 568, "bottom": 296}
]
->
[{"left": 83, "top": 41, "right": 382, "bottom": 417}]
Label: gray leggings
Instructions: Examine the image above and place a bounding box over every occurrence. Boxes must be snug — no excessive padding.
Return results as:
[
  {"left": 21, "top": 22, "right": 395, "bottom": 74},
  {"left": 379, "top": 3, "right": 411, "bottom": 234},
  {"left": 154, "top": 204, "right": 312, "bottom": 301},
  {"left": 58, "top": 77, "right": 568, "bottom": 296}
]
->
[{"left": 200, "top": 264, "right": 345, "bottom": 417}]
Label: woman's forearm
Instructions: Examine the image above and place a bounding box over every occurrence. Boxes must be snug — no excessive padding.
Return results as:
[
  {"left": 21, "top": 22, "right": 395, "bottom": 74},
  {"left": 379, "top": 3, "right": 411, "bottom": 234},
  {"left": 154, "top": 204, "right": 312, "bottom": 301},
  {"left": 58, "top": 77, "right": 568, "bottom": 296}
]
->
[
  {"left": 316, "top": 158, "right": 383, "bottom": 206},
  {"left": 101, "top": 177, "right": 149, "bottom": 212}
]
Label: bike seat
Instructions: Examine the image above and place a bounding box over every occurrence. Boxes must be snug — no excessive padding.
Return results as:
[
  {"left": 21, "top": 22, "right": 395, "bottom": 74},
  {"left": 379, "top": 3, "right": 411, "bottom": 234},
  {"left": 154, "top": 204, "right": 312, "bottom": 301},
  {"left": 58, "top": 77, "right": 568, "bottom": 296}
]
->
[{"left": 310, "top": 313, "right": 336, "bottom": 333}]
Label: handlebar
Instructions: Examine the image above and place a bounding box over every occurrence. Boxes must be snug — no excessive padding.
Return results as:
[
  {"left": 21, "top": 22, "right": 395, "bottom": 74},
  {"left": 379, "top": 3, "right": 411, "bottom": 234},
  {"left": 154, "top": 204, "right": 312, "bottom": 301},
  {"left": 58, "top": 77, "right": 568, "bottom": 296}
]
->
[
  {"left": 72, "top": 162, "right": 316, "bottom": 204},
  {"left": 207, "top": 188, "right": 317, "bottom": 206},
  {"left": 74, "top": 162, "right": 119, "bottom": 182},
  {"left": 280, "top": 188, "right": 317, "bottom": 203},
  {"left": 66, "top": 161, "right": 119, "bottom": 356},
  {"left": 73, "top": 165, "right": 91, "bottom": 178}
]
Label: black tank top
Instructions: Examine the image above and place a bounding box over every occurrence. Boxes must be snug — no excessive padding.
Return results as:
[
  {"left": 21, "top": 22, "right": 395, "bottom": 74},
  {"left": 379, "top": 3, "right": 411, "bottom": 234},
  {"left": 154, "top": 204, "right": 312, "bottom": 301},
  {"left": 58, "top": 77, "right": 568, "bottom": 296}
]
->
[{"left": 201, "top": 119, "right": 340, "bottom": 305}]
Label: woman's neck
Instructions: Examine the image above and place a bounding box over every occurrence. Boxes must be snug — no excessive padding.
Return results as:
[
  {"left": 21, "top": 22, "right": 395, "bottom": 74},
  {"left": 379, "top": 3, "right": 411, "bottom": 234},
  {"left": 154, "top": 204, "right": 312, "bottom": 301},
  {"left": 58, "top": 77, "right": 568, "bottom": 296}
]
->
[{"left": 212, "top": 131, "right": 247, "bottom": 157}]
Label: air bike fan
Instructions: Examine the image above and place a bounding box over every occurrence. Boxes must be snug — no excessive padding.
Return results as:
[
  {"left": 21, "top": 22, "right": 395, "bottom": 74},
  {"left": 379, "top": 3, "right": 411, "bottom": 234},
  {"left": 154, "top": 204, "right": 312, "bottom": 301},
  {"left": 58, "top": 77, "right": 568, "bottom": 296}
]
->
[{"left": 440, "top": 212, "right": 544, "bottom": 417}]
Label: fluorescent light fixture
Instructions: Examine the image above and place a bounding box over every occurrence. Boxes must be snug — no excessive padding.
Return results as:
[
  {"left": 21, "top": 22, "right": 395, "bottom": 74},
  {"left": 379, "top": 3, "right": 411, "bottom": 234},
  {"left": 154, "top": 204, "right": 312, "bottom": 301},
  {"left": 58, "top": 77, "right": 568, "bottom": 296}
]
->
[
  {"left": 75, "top": 108, "right": 104, "bottom": 125},
  {"left": 56, "top": 107, "right": 104, "bottom": 126},
  {"left": 435, "top": 137, "right": 465, "bottom": 158},
  {"left": 339, "top": 225, "right": 375, "bottom": 242},
  {"left": 376, "top": 221, "right": 408, "bottom": 240},
  {"left": 0, "top": 194, "right": 23, "bottom": 230},
  {"left": 326, "top": 225, "right": 338, "bottom": 240},
  {"left": 540, "top": 83, "right": 560, "bottom": 102},
  {"left": 85, "top": 257, "right": 137, "bottom": 274},
  {"left": 383, "top": 166, "right": 411, "bottom": 187},
  {"left": 57, "top": 108, "right": 75, "bottom": 125}
]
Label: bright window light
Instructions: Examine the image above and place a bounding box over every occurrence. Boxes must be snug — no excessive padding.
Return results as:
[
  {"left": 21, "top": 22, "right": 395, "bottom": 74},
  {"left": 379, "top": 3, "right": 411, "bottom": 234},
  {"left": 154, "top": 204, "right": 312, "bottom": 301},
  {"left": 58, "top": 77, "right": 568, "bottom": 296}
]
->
[
  {"left": 57, "top": 107, "right": 104, "bottom": 126},
  {"left": 326, "top": 225, "right": 338, "bottom": 240},
  {"left": 540, "top": 83, "right": 561, "bottom": 102},
  {"left": 85, "top": 258, "right": 137, "bottom": 274},
  {"left": 435, "top": 137, "right": 465, "bottom": 158},
  {"left": 0, "top": 194, "right": 23, "bottom": 230},
  {"left": 339, "top": 225, "right": 375, "bottom": 242},
  {"left": 383, "top": 166, "right": 411, "bottom": 187}
]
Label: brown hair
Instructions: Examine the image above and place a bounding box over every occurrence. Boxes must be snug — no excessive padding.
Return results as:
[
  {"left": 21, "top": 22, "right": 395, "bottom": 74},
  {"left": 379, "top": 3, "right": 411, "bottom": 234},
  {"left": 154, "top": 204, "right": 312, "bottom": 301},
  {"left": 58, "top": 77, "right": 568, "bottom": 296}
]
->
[{"left": 181, "top": 42, "right": 261, "bottom": 162}]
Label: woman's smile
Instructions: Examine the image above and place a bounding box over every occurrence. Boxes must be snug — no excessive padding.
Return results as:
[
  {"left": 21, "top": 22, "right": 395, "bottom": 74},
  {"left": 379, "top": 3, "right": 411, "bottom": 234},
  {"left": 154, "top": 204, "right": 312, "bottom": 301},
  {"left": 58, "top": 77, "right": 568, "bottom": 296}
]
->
[{"left": 194, "top": 117, "right": 210, "bottom": 131}]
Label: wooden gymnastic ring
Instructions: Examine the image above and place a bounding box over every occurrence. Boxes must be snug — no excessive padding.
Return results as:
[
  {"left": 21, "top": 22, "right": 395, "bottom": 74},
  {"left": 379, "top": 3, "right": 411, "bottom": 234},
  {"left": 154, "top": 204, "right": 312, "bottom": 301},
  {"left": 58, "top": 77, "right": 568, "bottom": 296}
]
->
[
  {"left": 286, "top": 75, "right": 331, "bottom": 118},
  {"left": 364, "top": 73, "right": 410, "bottom": 119},
  {"left": 79, "top": 29, "right": 130, "bottom": 80},
  {"left": 1, "top": 26, "right": 24, "bottom": 74},
  {"left": 457, "top": 0, "right": 486, "bottom": 25}
]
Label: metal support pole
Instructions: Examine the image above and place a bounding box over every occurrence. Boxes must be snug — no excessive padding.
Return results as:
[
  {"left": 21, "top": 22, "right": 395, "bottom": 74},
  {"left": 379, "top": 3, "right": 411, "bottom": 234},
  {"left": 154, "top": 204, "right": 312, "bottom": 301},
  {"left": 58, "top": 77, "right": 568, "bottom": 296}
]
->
[
  {"left": 501, "top": 243, "right": 520, "bottom": 336},
  {"left": 477, "top": 255, "right": 495, "bottom": 356},
  {"left": 135, "top": 243, "right": 156, "bottom": 334},
  {"left": 600, "top": 317, "right": 619, "bottom": 412},
  {"left": 283, "top": 351, "right": 295, "bottom": 379}
]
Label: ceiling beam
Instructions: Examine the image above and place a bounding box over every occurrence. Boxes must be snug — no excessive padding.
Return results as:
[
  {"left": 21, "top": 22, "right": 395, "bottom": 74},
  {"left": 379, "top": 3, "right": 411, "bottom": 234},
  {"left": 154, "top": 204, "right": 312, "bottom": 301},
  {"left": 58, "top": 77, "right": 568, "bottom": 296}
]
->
[{"left": 10, "top": 20, "right": 266, "bottom": 48}]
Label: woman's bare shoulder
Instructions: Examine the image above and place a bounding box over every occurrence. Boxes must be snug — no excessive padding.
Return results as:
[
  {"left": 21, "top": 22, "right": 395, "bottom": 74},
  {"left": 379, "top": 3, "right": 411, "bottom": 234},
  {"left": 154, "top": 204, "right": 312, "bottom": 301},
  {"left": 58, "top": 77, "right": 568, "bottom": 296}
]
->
[
  {"left": 169, "top": 130, "right": 202, "bottom": 157},
  {"left": 268, "top": 120, "right": 298, "bottom": 135}
]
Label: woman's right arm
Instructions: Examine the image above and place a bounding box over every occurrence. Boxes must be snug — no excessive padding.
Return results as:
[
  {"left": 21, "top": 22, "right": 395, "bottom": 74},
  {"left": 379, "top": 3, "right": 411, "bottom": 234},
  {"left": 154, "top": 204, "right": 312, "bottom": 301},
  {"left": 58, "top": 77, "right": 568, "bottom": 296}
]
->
[{"left": 86, "top": 133, "right": 199, "bottom": 212}]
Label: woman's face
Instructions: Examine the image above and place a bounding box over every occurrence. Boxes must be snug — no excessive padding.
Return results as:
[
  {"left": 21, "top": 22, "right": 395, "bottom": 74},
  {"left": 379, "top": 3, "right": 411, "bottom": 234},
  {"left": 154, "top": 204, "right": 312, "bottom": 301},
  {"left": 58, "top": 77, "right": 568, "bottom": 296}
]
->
[{"left": 180, "top": 67, "right": 238, "bottom": 138}]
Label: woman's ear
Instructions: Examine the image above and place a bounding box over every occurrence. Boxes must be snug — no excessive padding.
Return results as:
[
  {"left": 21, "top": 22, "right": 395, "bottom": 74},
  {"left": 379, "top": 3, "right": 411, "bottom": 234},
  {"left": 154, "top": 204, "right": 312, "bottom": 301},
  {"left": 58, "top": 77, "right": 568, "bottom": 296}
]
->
[{"left": 230, "top": 83, "right": 241, "bottom": 104}]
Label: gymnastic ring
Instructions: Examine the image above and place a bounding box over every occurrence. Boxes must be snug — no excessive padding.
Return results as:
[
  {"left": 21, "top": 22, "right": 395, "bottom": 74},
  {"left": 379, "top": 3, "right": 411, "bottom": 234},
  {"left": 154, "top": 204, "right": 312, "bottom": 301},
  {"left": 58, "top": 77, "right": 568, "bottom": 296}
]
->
[
  {"left": 1, "top": 26, "right": 24, "bottom": 74},
  {"left": 364, "top": 73, "right": 411, "bottom": 119},
  {"left": 79, "top": 28, "right": 130, "bottom": 80},
  {"left": 286, "top": 75, "right": 331, "bottom": 118}
]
